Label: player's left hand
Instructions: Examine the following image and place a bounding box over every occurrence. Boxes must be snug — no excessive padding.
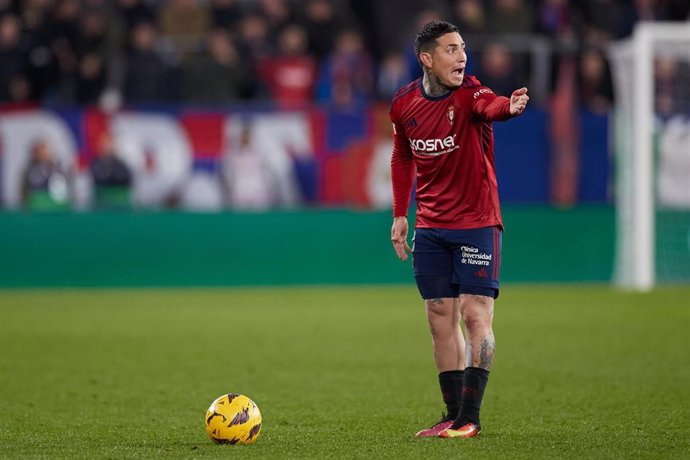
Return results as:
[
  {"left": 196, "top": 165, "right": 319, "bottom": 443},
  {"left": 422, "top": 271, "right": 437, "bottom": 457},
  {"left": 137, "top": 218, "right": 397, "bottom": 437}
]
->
[{"left": 509, "top": 87, "right": 529, "bottom": 115}]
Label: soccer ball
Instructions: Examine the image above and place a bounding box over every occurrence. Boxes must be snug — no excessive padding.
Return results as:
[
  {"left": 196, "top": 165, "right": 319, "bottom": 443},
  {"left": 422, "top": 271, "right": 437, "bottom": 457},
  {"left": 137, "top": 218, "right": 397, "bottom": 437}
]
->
[{"left": 204, "top": 394, "right": 262, "bottom": 445}]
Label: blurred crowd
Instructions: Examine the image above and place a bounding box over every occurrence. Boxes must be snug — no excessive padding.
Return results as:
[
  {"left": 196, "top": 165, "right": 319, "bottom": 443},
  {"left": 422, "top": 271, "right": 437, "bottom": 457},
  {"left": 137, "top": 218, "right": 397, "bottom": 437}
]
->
[
  {"left": 1, "top": 0, "right": 688, "bottom": 112},
  {"left": 2, "top": 0, "right": 689, "bottom": 212}
]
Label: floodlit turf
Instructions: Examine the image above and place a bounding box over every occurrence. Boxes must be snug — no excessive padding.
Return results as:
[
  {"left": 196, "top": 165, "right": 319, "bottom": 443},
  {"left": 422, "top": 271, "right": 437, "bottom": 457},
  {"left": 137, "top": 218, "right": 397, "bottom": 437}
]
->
[{"left": 1, "top": 285, "right": 689, "bottom": 459}]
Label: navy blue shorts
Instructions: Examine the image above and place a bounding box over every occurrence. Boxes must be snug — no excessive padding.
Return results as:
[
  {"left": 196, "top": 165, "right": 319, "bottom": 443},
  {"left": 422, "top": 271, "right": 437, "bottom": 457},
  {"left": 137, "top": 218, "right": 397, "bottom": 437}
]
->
[{"left": 412, "top": 226, "right": 502, "bottom": 300}]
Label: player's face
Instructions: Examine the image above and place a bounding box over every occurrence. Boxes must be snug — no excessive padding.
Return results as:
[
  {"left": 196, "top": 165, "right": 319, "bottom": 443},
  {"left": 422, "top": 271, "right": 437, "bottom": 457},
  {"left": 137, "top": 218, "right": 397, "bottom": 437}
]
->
[{"left": 427, "top": 32, "right": 467, "bottom": 88}]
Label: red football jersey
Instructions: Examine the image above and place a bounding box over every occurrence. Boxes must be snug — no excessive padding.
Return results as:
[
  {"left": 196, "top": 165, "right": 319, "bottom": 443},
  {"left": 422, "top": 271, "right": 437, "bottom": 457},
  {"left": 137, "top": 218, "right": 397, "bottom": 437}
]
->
[
  {"left": 257, "top": 55, "right": 317, "bottom": 108},
  {"left": 390, "top": 75, "right": 514, "bottom": 229}
]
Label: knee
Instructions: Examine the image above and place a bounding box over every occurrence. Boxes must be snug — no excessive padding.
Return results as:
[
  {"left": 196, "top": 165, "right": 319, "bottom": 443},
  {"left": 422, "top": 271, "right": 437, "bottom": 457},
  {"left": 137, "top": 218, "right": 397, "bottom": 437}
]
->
[
  {"left": 425, "top": 299, "right": 453, "bottom": 337},
  {"left": 460, "top": 295, "right": 494, "bottom": 333}
]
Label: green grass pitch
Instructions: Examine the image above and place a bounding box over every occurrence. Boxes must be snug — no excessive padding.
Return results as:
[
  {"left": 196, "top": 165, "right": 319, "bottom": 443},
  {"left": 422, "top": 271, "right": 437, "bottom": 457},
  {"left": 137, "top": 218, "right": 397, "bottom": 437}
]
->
[{"left": 1, "top": 285, "right": 689, "bottom": 459}]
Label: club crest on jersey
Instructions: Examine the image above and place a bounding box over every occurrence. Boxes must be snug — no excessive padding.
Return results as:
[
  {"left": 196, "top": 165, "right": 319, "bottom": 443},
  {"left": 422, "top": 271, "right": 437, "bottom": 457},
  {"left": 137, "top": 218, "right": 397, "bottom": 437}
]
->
[{"left": 447, "top": 106, "right": 454, "bottom": 123}]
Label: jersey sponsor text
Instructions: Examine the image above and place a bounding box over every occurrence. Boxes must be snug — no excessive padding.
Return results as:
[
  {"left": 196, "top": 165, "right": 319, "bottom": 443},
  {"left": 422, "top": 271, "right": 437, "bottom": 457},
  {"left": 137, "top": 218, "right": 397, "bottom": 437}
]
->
[{"left": 408, "top": 135, "right": 458, "bottom": 156}]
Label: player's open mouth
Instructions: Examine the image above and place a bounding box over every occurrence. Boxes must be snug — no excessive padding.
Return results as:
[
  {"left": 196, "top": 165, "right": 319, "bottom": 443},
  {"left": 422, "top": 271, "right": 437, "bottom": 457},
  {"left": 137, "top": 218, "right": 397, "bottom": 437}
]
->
[{"left": 452, "top": 68, "right": 465, "bottom": 77}]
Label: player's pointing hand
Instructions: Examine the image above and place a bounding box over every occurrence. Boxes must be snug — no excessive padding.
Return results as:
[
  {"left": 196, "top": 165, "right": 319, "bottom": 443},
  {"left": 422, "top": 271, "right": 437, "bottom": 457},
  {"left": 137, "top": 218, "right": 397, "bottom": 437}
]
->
[{"left": 509, "top": 87, "right": 529, "bottom": 116}]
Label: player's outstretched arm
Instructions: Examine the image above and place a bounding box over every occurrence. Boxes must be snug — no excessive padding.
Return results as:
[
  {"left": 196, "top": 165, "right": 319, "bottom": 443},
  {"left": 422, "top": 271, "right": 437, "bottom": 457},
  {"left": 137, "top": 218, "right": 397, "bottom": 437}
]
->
[
  {"left": 509, "top": 87, "right": 529, "bottom": 115},
  {"left": 391, "top": 216, "right": 412, "bottom": 261}
]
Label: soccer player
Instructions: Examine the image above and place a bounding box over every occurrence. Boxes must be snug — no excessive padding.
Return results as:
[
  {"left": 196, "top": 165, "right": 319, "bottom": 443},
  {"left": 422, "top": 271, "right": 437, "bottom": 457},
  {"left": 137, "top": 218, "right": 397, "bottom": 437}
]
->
[{"left": 389, "top": 21, "right": 529, "bottom": 438}]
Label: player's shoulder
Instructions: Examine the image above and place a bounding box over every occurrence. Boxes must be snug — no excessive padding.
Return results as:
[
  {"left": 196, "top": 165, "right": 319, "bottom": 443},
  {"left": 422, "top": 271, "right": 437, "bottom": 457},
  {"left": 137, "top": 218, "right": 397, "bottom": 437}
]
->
[
  {"left": 390, "top": 79, "right": 421, "bottom": 121},
  {"left": 456, "top": 75, "right": 497, "bottom": 101},
  {"left": 461, "top": 75, "right": 483, "bottom": 89},
  {"left": 391, "top": 79, "right": 421, "bottom": 107}
]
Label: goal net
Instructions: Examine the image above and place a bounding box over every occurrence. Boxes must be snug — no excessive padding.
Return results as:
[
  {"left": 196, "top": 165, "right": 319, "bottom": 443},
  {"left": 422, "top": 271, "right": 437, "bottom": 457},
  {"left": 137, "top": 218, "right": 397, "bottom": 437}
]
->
[{"left": 609, "top": 22, "right": 690, "bottom": 291}]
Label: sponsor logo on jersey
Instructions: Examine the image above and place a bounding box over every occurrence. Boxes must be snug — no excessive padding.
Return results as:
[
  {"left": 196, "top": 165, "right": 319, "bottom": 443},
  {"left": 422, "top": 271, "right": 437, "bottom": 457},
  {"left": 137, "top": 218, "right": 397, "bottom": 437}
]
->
[
  {"left": 408, "top": 134, "right": 459, "bottom": 157},
  {"left": 460, "top": 245, "right": 492, "bottom": 266},
  {"left": 473, "top": 88, "right": 493, "bottom": 99}
]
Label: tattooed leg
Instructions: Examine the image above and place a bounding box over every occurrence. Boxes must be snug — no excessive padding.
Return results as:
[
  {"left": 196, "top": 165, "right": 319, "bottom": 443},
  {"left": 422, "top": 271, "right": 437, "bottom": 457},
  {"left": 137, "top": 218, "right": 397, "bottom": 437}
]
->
[{"left": 459, "top": 294, "right": 495, "bottom": 371}]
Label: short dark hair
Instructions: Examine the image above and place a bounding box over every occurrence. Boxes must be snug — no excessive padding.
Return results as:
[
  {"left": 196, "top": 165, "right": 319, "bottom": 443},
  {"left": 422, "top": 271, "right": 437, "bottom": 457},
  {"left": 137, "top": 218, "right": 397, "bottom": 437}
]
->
[{"left": 414, "top": 21, "right": 460, "bottom": 66}]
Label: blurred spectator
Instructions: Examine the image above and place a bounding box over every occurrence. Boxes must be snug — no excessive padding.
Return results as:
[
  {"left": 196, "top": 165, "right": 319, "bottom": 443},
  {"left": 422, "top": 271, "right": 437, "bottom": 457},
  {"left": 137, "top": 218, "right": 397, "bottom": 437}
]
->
[
  {"left": 21, "top": 138, "right": 71, "bottom": 210},
  {"left": 452, "top": 0, "right": 487, "bottom": 34},
  {"left": 237, "top": 13, "right": 274, "bottom": 64},
  {"left": 345, "top": 0, "right": 379, "bottom": 59},
  {"left": 116, "top": 0, "right": 156, "bottom": 33},
  {"left": 535, "top": 0, "right": 571, "bottom": 37},
  {"left": 75, "top": 51, "right": 105, "bottom": 104},
  {"left": 258, "top": 24, "right": 317, "bottom": 108},
  {"left": 77, "top": 5, "right": 123, "bottom": 62},
  {"left": 487, "top": 0, "right": 534, "bottom": 35},
  {"left": 222, "top": 120, "right": 277, "bottom": 211},
  {"left": 158, "top": 0, "right": 209, "bottom": 39},
  {"left": 655, "top": 56, "right": 690, "bottom": 117},
  {"left": 48, "top": 0, "right": 83, "bottom": 103},
  {"left": 210, "top": 0, "right": 242, "bottom": 30},
  {"left": 158, "top": 0, "right": 210, "bottom": 57},
  {"left": 316, "top": 29, "right": 374, "bottom": 108},
  {"left": 616, "top": 0, "right": 670, "bottom": 39},
  {"left": 364, "top": 0, "right": 433, "bottom": 61},
  {"left": 577, "top": 46, "right": 613, "bottom": 114},
  {"left": 258, "top": 0, "right": 294, "bottom": 32},
  {"left": 51, "top": 0, "right": 80, "bottom": 47},
  {"left": 76, "top": 9, "right": 110, "bottom": 61},
  {"left": 90, "top": 132, "right": 132, "bottom": 209},
  {"left": 376, "top": 52, "right": 411, "bottom": 101},
  {"left": 19, "top": 0, "right": 57, "bottom": 101},
  {"left": 183, "top": 29, "right": 252, "bottom": 104},
  {"left": 299, "top": 0, "right": 342, "bottom": 61},
  {"left": 476, "top": 42, "right": 519, "bottom": 97},
  {"left": 123, "top": 22, "right": 173, "bottom": 103},
  {"left": 234, "top": 13, "right": 273, "bottom": 99},
  {"left": 76, "top": 6, "right": 124, "bottom": 104},
  {"left": 0, "top": 0, "right": 19, "bottom": 16},
  {"left": 576, "top": 0, "right": 620, "bottom": 45},
  {"left": 0, "top": 13, "right": 29, "bottom": 102}
]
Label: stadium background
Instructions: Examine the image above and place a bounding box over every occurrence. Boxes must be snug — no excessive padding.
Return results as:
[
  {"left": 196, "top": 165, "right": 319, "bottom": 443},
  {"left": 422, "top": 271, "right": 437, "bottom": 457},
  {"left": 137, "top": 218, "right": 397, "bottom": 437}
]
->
[{"left": 3, "top": 0, "right": 679, "bottom": 287}]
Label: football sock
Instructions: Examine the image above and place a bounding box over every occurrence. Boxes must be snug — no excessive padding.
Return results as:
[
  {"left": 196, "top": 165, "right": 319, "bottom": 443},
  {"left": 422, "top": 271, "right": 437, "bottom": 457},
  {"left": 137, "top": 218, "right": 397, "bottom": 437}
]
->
[
  {"left": 438, "top": 370, "right": 464, "bottom": 419},
  {"left": 453, "top": 367, "right": 489, "bottom": 428}
]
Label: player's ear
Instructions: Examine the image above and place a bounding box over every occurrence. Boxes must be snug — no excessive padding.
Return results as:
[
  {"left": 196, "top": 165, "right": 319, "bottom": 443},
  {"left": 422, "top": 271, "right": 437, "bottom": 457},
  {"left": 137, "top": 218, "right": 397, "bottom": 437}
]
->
[{"left": 419, "top": 52, "right": 433, "bottom": 68}]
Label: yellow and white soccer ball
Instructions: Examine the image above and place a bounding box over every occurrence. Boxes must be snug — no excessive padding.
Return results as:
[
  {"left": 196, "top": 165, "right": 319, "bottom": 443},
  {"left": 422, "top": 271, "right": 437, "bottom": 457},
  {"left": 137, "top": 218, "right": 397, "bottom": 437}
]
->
[{"left": 204, "top": 394, "right": 262, "bottom": 445}]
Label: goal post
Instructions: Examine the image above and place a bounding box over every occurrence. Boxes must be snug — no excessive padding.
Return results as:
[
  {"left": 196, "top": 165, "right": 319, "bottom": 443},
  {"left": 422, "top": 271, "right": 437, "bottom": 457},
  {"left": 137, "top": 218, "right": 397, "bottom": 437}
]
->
[{"left": 609, "top": 22, "right": 690, "bottom": 291}]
